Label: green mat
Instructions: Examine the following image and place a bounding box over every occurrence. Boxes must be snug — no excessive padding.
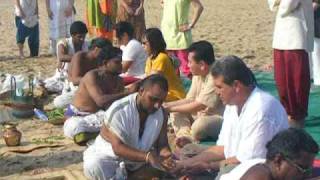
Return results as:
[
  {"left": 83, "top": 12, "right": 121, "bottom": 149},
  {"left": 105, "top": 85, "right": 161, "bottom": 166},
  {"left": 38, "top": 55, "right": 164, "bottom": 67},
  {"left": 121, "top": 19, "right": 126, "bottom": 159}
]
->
[{"left": 195, "top": 72, "right": 320, "bottom": 156}]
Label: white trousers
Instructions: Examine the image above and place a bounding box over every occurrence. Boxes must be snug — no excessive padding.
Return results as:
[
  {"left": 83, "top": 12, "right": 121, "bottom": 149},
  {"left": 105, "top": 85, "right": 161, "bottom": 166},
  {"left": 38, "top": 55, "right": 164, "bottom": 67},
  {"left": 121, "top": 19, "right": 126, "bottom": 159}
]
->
[
  {"left": 310, "top": 38, "right": 320, "bottom": 85},
  {"left": 63, "top": 111, "right": 105, "bottom": 138}
]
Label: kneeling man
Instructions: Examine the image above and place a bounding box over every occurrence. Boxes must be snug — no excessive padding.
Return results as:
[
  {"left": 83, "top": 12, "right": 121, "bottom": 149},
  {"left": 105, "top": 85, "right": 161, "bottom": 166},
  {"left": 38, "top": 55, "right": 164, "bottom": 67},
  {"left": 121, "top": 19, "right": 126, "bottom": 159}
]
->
[
  {"left": 83, "top": 74, "right": 172, "bottom": 179},
  {"left": 63, "top": 46, "right": 135, "bottom": 144}
]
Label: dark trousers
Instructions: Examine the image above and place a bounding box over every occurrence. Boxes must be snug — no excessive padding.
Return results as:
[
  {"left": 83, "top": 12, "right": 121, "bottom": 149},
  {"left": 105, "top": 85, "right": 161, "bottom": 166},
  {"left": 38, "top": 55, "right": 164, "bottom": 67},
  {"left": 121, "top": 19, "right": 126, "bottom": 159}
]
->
[
  {"left": 15, "top": 16, "right": 39, "bottom": 57},
  {"left": 274, "top": 49, "right": 310, "bottom": 120}
]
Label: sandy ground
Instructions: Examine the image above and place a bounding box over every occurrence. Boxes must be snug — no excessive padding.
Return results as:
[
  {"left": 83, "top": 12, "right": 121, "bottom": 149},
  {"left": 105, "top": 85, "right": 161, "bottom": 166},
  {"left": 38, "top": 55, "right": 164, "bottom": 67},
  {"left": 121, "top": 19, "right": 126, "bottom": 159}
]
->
[{"left": 0, "top": 0, "right": 275, "bottom": 179}]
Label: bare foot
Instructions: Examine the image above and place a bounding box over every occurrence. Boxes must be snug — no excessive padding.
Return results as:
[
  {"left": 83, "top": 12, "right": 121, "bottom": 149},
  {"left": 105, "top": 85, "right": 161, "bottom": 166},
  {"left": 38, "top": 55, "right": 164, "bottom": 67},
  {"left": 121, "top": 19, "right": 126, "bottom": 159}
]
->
[{"left": 19, "top": 54, "right": 25, "bottom": 60}]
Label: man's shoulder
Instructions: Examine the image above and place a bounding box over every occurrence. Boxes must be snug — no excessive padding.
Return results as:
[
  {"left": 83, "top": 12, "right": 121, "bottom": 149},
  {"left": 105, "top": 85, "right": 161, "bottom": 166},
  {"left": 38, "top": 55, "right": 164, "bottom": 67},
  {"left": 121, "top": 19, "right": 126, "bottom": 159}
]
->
[
  {"left": 248, "top": 88, "right": 281, "bottom": 109},
  {"left": 106, "top": 94, "right": 136, "bottom": 116}
]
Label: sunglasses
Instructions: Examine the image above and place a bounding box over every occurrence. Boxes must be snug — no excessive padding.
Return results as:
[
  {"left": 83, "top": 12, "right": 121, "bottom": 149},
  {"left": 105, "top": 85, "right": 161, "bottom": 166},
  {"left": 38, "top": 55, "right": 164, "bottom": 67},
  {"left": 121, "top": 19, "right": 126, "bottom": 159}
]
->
[{"left": 284, "top": 156, "right": 313, "bottom": 176}]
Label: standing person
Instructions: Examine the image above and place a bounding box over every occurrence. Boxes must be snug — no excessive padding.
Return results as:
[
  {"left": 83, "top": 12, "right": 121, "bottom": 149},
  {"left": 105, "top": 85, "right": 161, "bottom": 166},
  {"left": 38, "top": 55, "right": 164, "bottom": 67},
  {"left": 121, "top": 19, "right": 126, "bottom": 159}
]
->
[
  {"left": 46, "top": 0, "right": 75, "bottom": 55},
  {"left": 14, "top": 0, "right": 39, "bottom": 59},
  {"left": 161, "top": 0, "right": 203, "bottom": 78},
  {"left": 143, "top": 28, "right": 186, "bottom": 102},
  {"left": 115, "top": 21, "right": 147, "bottom": 85},
  {"left": 269, "top": 0, "right": 314, "bottom": 127},
  {"left": 311, "top": 0, "right": 320, "bottom": 87},
  {"left": 117, "top": 0, "right": 145, "bottom": 41},
  {"left": 86, "top": 0, "right": 117, "bottom": 40}
]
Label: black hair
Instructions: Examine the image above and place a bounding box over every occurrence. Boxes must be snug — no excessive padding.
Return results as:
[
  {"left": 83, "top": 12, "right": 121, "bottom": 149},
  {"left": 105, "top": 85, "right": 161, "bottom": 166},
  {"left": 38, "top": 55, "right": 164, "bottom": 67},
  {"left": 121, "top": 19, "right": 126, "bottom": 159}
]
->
[
  {"left": 97, "top": 46, "right": 122, "bottom": 66},
  {"left": 211, "top": 55, "right": 256, "bottom": 86},
  {"left": 144, "top": 28, "right": 166, "bottom": 59},
  {"left": 188, "top": 41, "right": 215, "bottom": 65},
  {"left": 266, "top": 128, "right": 319, "bottom": 161},
  {"left": 70, "top": 21, "right": 88, "bottom": 35},
  {"left": 115, "top": 21, "right": 134, "bottom": 39},
  {"left": 89, "top": 38, "right": 112, "bottom": 50},
  {"left": 140, "top": 74, "right": 169, "bottom": 92}
]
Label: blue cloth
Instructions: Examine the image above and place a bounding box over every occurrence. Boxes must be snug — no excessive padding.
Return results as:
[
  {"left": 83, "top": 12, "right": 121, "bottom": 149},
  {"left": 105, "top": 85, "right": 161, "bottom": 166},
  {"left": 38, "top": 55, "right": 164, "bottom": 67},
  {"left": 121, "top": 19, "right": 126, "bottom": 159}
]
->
[{"left": 15, "top": 16, "right": 39, "bottom": 57}]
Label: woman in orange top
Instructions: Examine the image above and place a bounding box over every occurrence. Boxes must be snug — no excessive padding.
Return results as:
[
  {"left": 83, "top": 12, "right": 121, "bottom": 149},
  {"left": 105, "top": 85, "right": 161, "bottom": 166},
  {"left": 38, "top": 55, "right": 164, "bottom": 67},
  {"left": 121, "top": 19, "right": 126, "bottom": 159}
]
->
[{"left": 143, "top": 28, "right": 186, "bottom": 101}]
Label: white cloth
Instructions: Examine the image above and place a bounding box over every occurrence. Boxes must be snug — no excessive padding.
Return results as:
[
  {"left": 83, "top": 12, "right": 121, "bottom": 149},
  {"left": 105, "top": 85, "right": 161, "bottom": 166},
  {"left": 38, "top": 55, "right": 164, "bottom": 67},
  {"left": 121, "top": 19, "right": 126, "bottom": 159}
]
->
[
  {"left": 53, "top": 81, "right": 78, "bottom": 108},
  {"left": 216, "top": 87, "right": 288, "bottom": 162},
  {"left": 83, "top": 93, "right": 164, "bottom": 179},
  {"left": 64, "top": 110, "right": 105, "bottom": 138},
  {"left": 270, "top": 0, "right": 314, "bottom": 52},
  {"left": 310, "top": 38, "right": 320, "bottom": 85},
  {"left": 220, "top": 158, "right": 266, "bottom": 180},
  {"left": 48, "top": 0, "right": 74, "bottom": 40},
  {"left": 120, "top": 39, "right": 147, "bottom": 77},
  {"left": 15, "top": 0, "right": 38, "bottom": 28}
]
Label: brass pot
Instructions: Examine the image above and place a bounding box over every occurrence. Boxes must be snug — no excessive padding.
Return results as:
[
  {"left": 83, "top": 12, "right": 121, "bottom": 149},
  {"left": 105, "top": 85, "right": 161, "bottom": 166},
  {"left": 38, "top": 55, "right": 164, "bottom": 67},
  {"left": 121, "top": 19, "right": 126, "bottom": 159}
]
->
[{"left": 3, "top": 123, "right": 22, "bottom": 146}]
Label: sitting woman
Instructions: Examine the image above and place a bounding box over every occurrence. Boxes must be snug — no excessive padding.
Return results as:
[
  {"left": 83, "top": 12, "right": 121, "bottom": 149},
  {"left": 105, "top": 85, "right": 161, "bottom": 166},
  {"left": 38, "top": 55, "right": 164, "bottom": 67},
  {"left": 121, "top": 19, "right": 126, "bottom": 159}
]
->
[{"left": 142, "top": 28, "right": 186, "bottom": 101}]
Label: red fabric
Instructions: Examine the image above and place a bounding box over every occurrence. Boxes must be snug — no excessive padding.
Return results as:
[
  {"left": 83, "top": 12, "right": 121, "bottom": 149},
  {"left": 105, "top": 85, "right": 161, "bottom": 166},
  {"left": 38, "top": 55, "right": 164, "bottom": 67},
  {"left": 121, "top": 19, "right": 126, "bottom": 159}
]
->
[
  {"left": 122, "top": 76, "right": 141, "bottom": 86},
  {"left": 274, "top": 49, "right": 310, "bottom": 120},
  {"left": 167, "top": 49, "right": 191, "bottom": 78}
]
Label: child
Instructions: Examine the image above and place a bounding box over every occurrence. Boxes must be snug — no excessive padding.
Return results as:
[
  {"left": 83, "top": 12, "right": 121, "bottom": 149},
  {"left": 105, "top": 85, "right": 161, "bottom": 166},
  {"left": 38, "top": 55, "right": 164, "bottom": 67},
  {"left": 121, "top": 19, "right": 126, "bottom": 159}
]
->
[{"left": 14, "top": 0, "right": 39, "bottom": 58}]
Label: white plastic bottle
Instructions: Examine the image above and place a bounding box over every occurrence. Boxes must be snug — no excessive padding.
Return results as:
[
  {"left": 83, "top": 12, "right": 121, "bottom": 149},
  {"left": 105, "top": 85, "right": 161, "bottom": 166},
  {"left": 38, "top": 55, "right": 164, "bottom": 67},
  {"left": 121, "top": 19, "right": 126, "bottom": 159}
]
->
[{"left": 111, "top": 161, "right": 127, "bottom": 180}]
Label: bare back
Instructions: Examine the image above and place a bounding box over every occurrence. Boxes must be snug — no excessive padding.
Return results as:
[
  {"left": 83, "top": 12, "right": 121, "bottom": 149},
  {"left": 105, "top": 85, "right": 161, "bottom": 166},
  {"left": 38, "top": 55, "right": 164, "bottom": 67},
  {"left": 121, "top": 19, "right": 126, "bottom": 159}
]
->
[
  {"left": 72, "top": 69, "right": 124, "bottom": 113},
  {"left": 68, "top": 51, "right": 98, "bottom": 85}
]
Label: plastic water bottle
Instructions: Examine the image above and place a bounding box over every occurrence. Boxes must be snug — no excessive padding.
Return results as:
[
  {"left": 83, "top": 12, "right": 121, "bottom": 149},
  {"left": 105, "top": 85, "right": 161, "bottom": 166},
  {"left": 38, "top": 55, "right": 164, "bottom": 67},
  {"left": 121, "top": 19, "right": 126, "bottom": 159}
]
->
[
  {"left": 34, "top": 108, "right": 48, "bottom": 121},
  {"left": 111, "top": 161, "right": 127, "bottom": 180}
]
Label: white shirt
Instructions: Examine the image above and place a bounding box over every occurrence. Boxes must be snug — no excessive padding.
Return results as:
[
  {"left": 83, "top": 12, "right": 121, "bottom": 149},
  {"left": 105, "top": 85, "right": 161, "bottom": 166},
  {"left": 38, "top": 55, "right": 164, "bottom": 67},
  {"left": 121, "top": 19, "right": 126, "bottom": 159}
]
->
[
  {"left": 216, "top": 87, "right": 288, "bottom": 162},
  {"left": 15, "top": 0, "right": 38, "bottom": 28},
  {"left": 120, "top": 39, "right": 147, "bottom": 77},
  {"left": 269, "top": 0, "right": 314, "bottom": 52}
]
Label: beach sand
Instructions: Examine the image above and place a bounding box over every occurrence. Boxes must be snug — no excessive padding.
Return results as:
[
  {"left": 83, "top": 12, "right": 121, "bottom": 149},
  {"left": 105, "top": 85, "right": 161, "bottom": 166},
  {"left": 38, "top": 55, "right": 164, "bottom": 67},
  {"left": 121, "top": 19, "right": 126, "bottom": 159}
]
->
[{"left": 0, "top": 0, "right": 275, "bottom": 179}]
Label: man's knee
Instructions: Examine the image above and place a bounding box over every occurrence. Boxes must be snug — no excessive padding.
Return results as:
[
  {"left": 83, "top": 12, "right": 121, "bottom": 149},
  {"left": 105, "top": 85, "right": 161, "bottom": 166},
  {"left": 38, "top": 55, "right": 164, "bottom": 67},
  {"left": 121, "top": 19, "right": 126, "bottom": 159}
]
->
[
  {"left": 83, "top": 154, "right": 117, "bottom": 180},
  {"left": 63, "top": 117, "right": 81, "bottom": 138},
  {"left": 191, "top": 116, "right": 223, "bottom": 141},
  {"left": 83, "top": 157, "right": 106, "bottom": 180}
]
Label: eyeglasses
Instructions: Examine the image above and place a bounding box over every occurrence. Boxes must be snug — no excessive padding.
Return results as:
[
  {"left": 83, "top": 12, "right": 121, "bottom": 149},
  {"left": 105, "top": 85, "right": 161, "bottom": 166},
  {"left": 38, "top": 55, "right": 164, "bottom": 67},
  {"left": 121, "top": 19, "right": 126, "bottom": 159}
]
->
[{"left": 284, "top": 156, "right": 313, "bottom": 176}]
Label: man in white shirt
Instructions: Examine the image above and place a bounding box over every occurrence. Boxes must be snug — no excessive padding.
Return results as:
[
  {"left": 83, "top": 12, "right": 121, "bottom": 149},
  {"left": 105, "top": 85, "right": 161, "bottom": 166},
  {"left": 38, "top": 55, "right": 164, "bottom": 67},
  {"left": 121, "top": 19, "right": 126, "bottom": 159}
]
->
[
  {"left": 171, "top": 56, "right": 289, "bottom": 179},
  {"left": 83, "top": 74, "right": 173, "bottom": 179},
  {"left": 115, "top": 21, "right": 147, "bottom": 84},
  {"left": 269, "top": 0, "right": 314, "bottom": 127}
]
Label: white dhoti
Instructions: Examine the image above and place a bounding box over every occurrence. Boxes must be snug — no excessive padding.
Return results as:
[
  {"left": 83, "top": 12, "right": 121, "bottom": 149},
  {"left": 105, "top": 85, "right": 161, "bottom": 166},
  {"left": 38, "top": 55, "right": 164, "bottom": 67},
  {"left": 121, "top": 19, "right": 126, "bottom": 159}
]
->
[
  {"left": 310, "top": 38, "right": 320, "bottom": 85},
  {"left": 63, "top": 110, "right": 105, "bottom": 139},
  {"left": 53, "top": 81, "right": 78, "bottom": 108},
  {"left": 83, "top": 94, "right": 164, "bottom": 179},
  {"left": 44, "top": 69, "right": 67, "bottom": 93}
]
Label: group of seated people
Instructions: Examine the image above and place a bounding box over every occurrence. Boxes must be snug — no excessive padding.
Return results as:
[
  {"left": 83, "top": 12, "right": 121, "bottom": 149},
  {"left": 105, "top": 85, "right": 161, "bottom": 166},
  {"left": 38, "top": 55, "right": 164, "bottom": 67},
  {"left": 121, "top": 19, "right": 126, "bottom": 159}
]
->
[{"left": 42, "top": 20, "right": 319, "bottom": 179}]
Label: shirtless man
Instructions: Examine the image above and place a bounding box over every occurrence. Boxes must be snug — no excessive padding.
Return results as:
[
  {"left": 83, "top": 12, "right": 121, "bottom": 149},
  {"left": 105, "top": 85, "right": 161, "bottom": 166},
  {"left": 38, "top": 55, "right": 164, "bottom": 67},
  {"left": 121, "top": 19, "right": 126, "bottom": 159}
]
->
[
  {"left": 53, "top": 37, "right": 112, "bottom": 108},
  {"left": 63, "top": 46, "right": 137, "bottom": 144},
  {"left": 67, "top": 37, "right": 112, "bottom": 86}
]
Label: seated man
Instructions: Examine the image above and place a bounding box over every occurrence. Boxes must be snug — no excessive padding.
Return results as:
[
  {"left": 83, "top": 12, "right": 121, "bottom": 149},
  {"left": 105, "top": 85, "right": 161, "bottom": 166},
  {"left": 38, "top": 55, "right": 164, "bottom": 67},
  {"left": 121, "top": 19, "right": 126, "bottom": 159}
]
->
[
  {"left": 164, "top": 41, "right": 224, "bottom": 148},
  {"left": 221, "top": 128, "right": 319, "bottom": 180},
  {"left": 83, "top": 74, "right": 173, "bottom": 179},
  {"left": 53, "top": 37, "right": 112, "bottom": 108},
  {"left": 44, "top": 21, "right": 89, "bottom": 93},
  {"left": 171, "top": 56, "right": 289, "bottom": 178},
  {"left": 63, "top": 46, "right": 136, "bottom": 144},
  {"left": 115, "top": 21, "right": 147, "bottom": 85}
]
